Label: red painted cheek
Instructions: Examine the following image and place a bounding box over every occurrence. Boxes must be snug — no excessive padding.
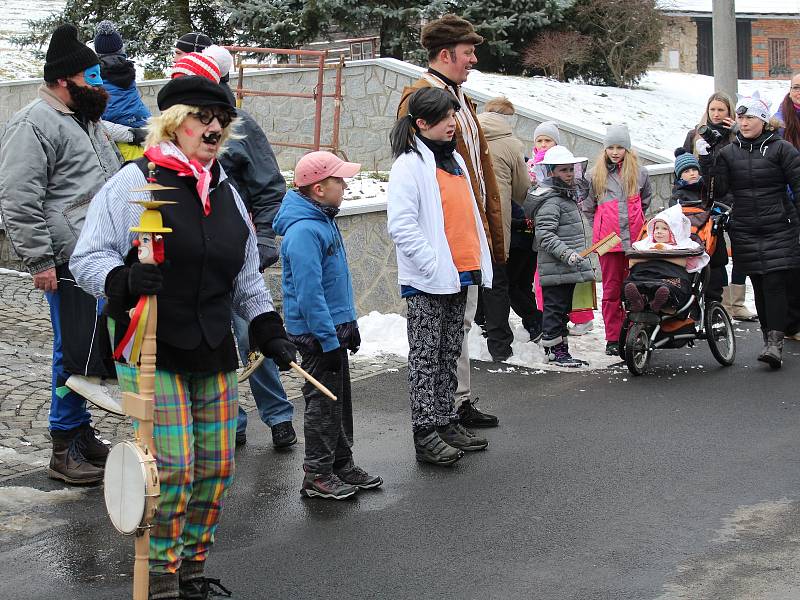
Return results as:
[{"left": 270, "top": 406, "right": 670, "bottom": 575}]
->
[{"left": 183, "top": 127, "right": 196, "bottom": 137}]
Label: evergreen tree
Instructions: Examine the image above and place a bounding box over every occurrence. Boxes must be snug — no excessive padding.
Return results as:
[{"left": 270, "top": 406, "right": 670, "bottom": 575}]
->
[{"left": 223, "top": 0, "right": 327, "bottom": 53}]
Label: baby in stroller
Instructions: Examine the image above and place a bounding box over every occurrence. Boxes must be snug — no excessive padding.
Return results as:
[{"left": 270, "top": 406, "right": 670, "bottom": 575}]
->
[{"left": 624, "top": 204, "right": 710, "bottom": 314}]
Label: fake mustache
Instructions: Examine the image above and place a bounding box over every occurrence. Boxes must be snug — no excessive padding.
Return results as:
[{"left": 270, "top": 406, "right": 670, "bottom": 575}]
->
[{"left": 202, "top": 132, "right": 222, "bottom": 144}]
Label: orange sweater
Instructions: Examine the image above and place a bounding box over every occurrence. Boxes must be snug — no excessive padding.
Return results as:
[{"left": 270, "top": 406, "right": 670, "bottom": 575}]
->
[{"left": 436, "top": 168, "right": 481, "bottom": 272}]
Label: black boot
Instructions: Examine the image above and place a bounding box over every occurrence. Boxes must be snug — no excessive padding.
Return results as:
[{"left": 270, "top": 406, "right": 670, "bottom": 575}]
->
[
  {"left": 179, "top": 560, "right": 232, "bottom": 599},
  {"left": 48, "top": 428, "right": 104, "bottom": 485},
  {"left": 150, "top": 572, "right": 180, "bottom": 600},
  {"left": 72, "top": 423, "right": 110, "bottom": 468},
  {"left": 758, "top": 330, "right": 784, "bottom": 369}
]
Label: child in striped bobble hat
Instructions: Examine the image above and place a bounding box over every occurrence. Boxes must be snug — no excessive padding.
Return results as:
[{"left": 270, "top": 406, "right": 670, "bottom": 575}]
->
[{"left": 171, "top": 52, "right": 221, "bottom": 83}]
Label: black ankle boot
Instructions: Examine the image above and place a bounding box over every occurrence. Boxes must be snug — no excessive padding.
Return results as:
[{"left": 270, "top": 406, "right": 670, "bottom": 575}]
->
[
  {"left": 72, "top": 423, "right": 110, "bottom": 468},
  {"left": 179, "top": 561, "right": 231, "bottom": 599},
  {"left": 48, "top": 428, "right": 104, "bottom": 485},
  {"left": 149, "top": 572, "right": 179, "bottom": 599}
]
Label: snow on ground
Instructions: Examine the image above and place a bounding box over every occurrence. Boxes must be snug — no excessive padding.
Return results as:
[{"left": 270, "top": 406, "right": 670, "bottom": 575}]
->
[
  {"left": 0, "top": 0, "right": 64, "bottom": 80},
  {"left": 0, "top": 485, "right": 84, "bottom": 538},
  {"left": 464, "top": 70, "right": 790, "bottom": 157}
]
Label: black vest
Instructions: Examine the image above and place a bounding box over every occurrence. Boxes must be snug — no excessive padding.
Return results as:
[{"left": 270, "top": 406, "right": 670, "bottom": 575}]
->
[{"left": 134, "top": 158, "right": 249, "bottom": 353}]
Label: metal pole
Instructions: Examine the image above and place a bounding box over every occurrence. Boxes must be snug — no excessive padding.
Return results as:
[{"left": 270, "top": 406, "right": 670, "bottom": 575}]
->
[
  {"left": 331, "top": 55, "right": 344, "bottom": 157},
  {"left": 713, "top": 0, "right": 738, "bottom": 99}
]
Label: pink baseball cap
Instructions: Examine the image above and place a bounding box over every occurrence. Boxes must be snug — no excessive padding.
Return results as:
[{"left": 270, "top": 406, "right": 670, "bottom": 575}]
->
[{"left": 294, "top": 151, "right": 361, "bottom": 187}]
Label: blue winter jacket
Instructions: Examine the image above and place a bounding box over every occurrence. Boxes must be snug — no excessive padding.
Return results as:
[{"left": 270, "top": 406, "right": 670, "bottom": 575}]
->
[
  {"left": 272, "top": 190, "right": 356, "bottom": 351},
  {"left": 99, "top": 54, "right": 150, "bottom": 127}
]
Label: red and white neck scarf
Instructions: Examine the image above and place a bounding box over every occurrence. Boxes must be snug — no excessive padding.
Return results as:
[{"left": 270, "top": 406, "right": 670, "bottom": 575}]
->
[{"left": 144, "top": 142, "right": 214, "bottom": 215}]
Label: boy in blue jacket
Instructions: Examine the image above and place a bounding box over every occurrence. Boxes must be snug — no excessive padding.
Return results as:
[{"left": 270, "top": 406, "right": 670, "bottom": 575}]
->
[{"left": 273, "top": 151, "right": 383, "bottom": 500}]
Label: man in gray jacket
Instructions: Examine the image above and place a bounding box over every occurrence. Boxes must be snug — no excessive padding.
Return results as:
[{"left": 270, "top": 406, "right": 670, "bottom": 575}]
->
[{"left": 0, "top": 24, "right": 121, "bottom": 484}]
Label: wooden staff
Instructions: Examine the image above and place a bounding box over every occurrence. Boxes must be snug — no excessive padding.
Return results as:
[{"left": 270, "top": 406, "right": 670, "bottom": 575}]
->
[{"left": 239, "top": 351, "right": 337, "bottom": 400}]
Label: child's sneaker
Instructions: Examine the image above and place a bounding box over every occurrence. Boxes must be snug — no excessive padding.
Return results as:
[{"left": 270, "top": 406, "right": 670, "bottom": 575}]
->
[
  {"left": 624, "top": 283, "right": 645, "bottom": 312},
  {"left": 436, "top": 423, "right": 488, "bottom": 451},
  {"left": 546, "top": 342, "right": 587, "bottom": 367},
  {"left": 568, "top": 320, "right": 594, "bottom": 336},
  {"left": 605, "top": 341, "right": 620, "bottom": 356},
  {"left": 413, "top": 428, "right": 463, "bottom": 466},
  {"left": 334, "top": 464, "right": 383, "bottom": 490},
  {"left": 650, "top": 285, "right": 670, "bottom": 312},
  {"left": 300, "top": 472, "right": 357, "bottom": 500}
]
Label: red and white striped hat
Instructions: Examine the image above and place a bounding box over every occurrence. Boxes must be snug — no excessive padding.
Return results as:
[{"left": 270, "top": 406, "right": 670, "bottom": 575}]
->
[{"left": 171, "top": 52, "right": 221, "bottom": 83}]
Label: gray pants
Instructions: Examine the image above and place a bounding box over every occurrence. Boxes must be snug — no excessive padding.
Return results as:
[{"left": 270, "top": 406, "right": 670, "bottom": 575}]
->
[
  {"left": 294, "top": 345, "right": 353, "bottom": 474},
  {"left": 406, "top": 290, "right": 468, "bottom": 432},
  {"left": 455, "top": 285, "right": 479, "bottom": 401}
]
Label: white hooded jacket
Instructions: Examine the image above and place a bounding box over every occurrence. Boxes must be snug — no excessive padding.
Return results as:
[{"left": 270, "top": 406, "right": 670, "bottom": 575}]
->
[{"left": 631, "top": 204, "right": 709, "bottom": 273}]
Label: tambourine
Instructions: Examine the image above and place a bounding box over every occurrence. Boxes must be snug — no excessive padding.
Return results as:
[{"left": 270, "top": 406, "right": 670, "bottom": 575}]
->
[{"left": 104, "top": 440, "right": 160, "bottom": 535}]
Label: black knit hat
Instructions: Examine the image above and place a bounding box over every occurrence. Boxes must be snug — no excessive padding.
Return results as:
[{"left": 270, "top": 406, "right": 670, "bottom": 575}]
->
[
  {"left": 421, "top": 14, "right": 484, "bottom": 54},
  {"left": 175, "top": 32, "right": 213, "bottom": 53},
  {"left": 94, "top": 20, "right": 124, "bottom": 55},
  {"left": 157, "top": 75, "right": 234, "bottom": 110},
  {"left": 44, "top": 24, "right": 100, "bottom": 83}
]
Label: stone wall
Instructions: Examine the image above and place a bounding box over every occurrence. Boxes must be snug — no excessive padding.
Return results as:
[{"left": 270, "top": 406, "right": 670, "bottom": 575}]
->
[{"left": 653, "top": 16, "right": 698, "bottom": 74}]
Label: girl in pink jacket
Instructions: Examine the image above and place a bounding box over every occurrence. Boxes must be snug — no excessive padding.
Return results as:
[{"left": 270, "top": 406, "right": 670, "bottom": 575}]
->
[{"left": 583, "top": 125, "right": 652, "bottom": 355}]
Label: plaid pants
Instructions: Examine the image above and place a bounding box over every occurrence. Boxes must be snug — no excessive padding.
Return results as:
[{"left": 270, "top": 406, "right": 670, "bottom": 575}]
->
[{"left": 115, "top": 364, "right": 238, "bottom": 574}]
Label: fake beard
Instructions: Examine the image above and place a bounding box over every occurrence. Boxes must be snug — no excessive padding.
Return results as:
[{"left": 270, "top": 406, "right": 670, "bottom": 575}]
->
[
  {"left": 65, "top": 80, "right": 110, "bottom": 122},
  {"left": 202, "top": 132, "right": 222, "bottom": 145}
]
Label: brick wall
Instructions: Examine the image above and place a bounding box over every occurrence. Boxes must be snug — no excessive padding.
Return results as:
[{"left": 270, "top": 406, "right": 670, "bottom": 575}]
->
[
  {"left": 653, "top": 16, "right": 698, "bottom": 73},
  {"left": 751, "top": 19, "right": 800, "bottom": 80}
]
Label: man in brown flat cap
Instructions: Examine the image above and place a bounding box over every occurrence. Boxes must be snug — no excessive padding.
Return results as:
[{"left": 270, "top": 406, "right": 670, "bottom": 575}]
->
[{"left": 397, "top": 14, "right": 505, "bottom": 430}]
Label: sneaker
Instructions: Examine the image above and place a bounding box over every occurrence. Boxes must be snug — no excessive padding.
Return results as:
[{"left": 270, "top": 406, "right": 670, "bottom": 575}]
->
[
  {"left": 545, "top": 342, "right": 587, "bottom": 368},
  {"left": 179, "top": 576, "right": 232, "bottom": 599},
  {"left": 437, "top": 422, "right": 488, "bottom": 451},
  {"left": 568, "top": 320, "right": 595, "bottom": 336},
  {"left": 271, "top": 421, "right": 297, "bottom": 448},
  {"left": 413, "top": 429, "right": 463, "bottom": 466},
  {"left": 300, "top": 472, "right": 358, "bottom": 500},
  {"left": 65, "top": 375, "right": 124, "bottom": 416},
  {"left": 456, "top": 398, "right": 499, "bottom": 428},
  {"left": 335, "top": 464, "right": 383, "bottom": 489},
  {"left": 650, "top": 286, "right": 670, "bottom": 313},
  {"left": 624, "top": 283, "right": 645, "bottom": 313},
  {"left": 605, "top": 341, "right": 620, "bottom": 356},
  {"left": 71, "top": 423, "right": 110, "bottom": 468}
]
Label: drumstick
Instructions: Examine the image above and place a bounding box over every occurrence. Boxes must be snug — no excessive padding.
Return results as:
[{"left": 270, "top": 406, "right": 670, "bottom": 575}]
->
[{"left": 290, "top": 361, "right": 338, "bottom": 401}]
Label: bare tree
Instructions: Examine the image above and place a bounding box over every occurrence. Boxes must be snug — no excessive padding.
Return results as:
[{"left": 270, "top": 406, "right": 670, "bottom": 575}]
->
[
  {"left": 522, "top": 30, "right": 591, "bottom": 81},
  {"left": 571, "top": 0, "right": 665, "bottom": 88}
]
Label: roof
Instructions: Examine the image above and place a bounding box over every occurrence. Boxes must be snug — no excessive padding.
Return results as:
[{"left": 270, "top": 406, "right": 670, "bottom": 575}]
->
[{"left": 657, "top": 0, "right": 800, "bottom": 17}]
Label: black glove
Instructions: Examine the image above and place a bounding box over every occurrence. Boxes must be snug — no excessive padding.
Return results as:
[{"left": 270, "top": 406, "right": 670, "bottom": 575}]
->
[
  {"left": 131, "top": 127, "right": 148, "bottom": 145},
  {"left": 104, "top": 265, "right": 137, "bottom": 323},
  {"left": 319, "top": 348, "right": 342, "bottom": 372},
  {"left": 127, "top": 262, "right": 163, "bottom": 296},
  {"left": 257, "top": 242, "right": 280, "bottom": 271},
  {"left": 250, "top": 311, "right": 296, "bottom": 371},
  {"left": 348, "top": 327, "right": 361, "bottom": 354}
]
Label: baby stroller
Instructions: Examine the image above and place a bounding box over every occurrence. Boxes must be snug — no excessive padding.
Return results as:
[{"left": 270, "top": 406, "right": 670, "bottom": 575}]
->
[{"left": 618, "top": 201, "right": 736, "bottom": 375}]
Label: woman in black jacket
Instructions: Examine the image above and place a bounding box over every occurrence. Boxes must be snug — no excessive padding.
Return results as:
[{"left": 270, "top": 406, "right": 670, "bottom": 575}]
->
[{"left": 700, "top": 92, "right": 800, "bottom": 368}]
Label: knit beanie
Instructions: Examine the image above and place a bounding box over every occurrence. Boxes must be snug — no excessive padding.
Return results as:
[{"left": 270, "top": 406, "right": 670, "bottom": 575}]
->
[
  {"left": 172, "top": 53, "right": 221, "bottom": 83},
  {"left": 674, "top": 148, "right": 700, "bottom": 179},
  {"left": 534, "top": 121, "right": 560, "bottom": 144},
  {"left": 202, "top": 45, "right": 233, "bottom": 77},
  {"left": 421, "top": 14, "right": 484, "bottom": 54},
  {"left": 604, "top": 124, "right": 631, "bottom": 149},
  {"left": 44, "top": 24, "right": 100, "bottom": 83},
  {"left": 94, "top": 20, "right": 123, "bottom": 55},
  {"left": 176, "top": 32, "right": 213, "bottom": 54}
]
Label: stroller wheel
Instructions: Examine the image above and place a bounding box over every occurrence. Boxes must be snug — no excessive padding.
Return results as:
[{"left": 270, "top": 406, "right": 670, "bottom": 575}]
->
[
  {"left": 705, "top": 302, "right": 736, "bottom": 366},
  {"left": 625, "top": 323, "right": 652, "bottom": 376}
]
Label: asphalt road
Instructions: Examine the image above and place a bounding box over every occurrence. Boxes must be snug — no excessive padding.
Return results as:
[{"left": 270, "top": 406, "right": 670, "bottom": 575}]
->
[{"left": 3, "top": 322, "right": 800, "bottom": 600}]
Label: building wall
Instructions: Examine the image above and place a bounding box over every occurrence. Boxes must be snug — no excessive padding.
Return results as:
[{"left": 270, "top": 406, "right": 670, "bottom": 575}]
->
[
  {"left": 653, "top": 16, "right": 698, "bottom": 74},
  {"left": 751, "top": 19, "right": 800, "bottom": 80}
]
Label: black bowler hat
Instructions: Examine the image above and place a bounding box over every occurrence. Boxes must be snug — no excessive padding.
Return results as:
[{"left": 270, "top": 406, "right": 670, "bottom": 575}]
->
[{"left": 157, "top": 75, "right": 234, "bottom": 110}]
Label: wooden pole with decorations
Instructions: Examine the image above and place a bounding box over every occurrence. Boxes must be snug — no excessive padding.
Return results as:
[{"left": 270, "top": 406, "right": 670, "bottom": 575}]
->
[{"left": 102, "top": 162, "right": 176, "bottom": 600}]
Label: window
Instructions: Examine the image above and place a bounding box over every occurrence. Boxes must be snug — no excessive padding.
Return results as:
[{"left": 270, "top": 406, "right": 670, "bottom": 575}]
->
[{"left": 769, "top": 38, "right": 790, "bottom": 76}]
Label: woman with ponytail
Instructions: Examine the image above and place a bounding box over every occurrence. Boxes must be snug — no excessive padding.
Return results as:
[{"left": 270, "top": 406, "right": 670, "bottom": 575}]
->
[
  {"left": 388, "top": 86, "right": 493, "bottom": 467},
  {"left": 583, "top": 124, "right": 652, "bottom": 356}
]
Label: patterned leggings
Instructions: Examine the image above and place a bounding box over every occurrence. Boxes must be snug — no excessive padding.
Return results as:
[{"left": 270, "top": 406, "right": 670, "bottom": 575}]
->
[
  {"left": 115, "top": 364, "right": 238, "bottom": 574},
  {"left": 406, "top": 290, "right": 467, "bottom": 432}
]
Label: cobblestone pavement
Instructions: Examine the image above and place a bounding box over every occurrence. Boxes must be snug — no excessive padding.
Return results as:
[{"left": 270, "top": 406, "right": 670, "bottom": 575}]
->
[{"left": 0, "top": 271, "right": 405, "bottom": 482}]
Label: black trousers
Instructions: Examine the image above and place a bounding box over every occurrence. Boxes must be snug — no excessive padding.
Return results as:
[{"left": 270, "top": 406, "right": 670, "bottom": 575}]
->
[
  {"left": 506, "top": 247, "right": 543, "bottom": 331},
  {"left": 785, "top": 270, "right": 800, "bottom": 336},
  {"left": 292, "top": 343, "right": 353, "bottom": 474},
  {"left": 541, "top": 283, "right": 576, "bottom": 344},
  {"left": 750, "top": 270, "right": 791, "bottom": 333},
  {"left": 479, "top": 261, "right": 514, "bottom": 358}
]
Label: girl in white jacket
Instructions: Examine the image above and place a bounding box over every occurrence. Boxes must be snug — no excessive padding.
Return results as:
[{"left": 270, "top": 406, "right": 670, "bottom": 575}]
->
[{"left": 387, "top": 87, "right": 493, "bottom": 467}]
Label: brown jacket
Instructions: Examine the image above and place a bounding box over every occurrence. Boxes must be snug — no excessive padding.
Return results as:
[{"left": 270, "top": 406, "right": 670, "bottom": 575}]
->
[
  {"left": 398, "top": 77, "right": 506, "bottom": 263},
  {"left": 477, "top": 111, "right": 530, "bottom": 258}
]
